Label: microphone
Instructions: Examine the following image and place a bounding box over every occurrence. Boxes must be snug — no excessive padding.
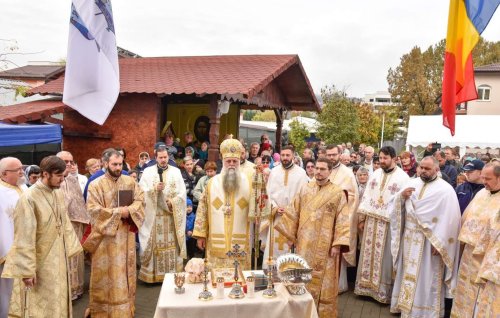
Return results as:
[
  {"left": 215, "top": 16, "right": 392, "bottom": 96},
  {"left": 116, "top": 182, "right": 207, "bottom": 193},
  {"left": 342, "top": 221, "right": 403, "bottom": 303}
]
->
[{"left": 157, "top": 166, "right": 163, "bottom": 183}]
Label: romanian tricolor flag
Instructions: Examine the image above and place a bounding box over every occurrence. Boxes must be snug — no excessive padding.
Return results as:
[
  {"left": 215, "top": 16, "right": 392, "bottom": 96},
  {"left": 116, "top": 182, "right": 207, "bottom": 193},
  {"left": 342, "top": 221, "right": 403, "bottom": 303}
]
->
[{"left": 442, "top": 0, "right": 499, "bottom": 135}]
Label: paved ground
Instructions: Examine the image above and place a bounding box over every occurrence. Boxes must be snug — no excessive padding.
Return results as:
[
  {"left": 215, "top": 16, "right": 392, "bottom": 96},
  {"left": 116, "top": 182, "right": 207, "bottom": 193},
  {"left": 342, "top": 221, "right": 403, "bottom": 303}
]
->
[{"left": 73, "top": 266, "right": 395, "bottom": 318}]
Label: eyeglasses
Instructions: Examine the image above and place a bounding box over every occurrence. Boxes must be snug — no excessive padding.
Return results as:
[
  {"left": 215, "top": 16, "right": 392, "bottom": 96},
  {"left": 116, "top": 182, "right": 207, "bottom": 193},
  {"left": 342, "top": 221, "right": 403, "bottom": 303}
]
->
[
  {"left": 306, "top": 165, "right": 315, "bottom": 168},
  {"left": 5, "top": 167, "right": 23, "bottom": 173},
  {"left": 262, "top": 160, "right": 270, "bottom": 164},
  {"left": 63, "top": 160, "right": 75, "bottom": 165}
]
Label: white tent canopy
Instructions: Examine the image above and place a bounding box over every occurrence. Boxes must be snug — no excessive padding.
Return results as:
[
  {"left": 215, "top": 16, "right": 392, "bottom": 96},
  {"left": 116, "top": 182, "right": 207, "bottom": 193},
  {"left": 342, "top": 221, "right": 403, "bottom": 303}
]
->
[{"left": 406, "top": 115, "right": 500, "bottom": 151}]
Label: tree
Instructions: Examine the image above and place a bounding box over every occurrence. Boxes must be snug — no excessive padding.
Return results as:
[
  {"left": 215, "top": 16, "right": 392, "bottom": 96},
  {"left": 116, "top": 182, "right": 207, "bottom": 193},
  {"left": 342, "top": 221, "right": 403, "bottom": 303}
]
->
[
  {"left": 387, "top": 38, "right": 500, "bottom": 117},
  {"left": 356, "top": 103, "right": 381, "bottom": 146},
  {"left": 242, "top": 110, "right": 257, "bottom": 121},
  {"left": 252, "top": 110, "right": 276, "bottom": 122},
  {"left": 288, "top": 118, "right": 309, "bottom": 154},
  {"left": 317, "top": 86, "right": 359, "bottom": 144}
]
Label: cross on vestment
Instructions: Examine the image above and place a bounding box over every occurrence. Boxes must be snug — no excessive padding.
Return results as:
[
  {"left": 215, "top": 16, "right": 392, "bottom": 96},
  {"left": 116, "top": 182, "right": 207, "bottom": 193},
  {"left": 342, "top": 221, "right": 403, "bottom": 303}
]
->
[{"left": 388, "top": 183, "right": 400, "bottom": 195}]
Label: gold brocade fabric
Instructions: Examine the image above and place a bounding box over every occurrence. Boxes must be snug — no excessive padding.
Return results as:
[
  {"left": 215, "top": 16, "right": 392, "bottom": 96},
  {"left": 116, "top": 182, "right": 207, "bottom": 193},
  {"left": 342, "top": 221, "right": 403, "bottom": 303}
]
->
[
  {"left": 275, "top": 181, "right": 350, "bottom": 318},
  {"left": 69, "top": 222, "right": 85, "bottom": 299},
  {"left": 451, "top": 190, "right": 499, "bottom": 318},
  {"left": 193, "top": 173, "right": 252, "bottom": 269},
  {"left": 86, "top": 174, "right": 145, "bottom": 318},
  {"left": 60, "top": 175, "right": 89, "bottom": 300},
  {"left": 328, "top": 164, "right": 359, "bottom": 267},
  {"left": 473, "top": 209, "right": 500, "bottom": 317},
  {"left": 2, "top": 181, "right": 82, "bottom": 318}
]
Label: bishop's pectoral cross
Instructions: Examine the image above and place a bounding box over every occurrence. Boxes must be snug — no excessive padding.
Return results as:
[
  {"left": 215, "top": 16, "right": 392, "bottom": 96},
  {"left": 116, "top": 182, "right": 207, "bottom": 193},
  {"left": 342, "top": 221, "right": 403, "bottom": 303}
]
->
[{"left": 223, "top": 203, "right": 232, "bottom": 217}]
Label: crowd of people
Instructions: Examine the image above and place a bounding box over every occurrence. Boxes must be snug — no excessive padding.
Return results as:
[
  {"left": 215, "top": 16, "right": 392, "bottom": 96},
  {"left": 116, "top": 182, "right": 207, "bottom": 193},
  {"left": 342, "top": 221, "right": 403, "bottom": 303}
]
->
[{"left": 0, "top": 131, "right": 498, "bottom": 318}]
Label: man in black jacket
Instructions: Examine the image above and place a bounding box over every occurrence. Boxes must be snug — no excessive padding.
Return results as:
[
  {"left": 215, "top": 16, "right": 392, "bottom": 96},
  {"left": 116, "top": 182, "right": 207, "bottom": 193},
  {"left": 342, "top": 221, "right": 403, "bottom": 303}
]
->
[{"left": 435, "top": 150, "right": 458, "bottom": 188}]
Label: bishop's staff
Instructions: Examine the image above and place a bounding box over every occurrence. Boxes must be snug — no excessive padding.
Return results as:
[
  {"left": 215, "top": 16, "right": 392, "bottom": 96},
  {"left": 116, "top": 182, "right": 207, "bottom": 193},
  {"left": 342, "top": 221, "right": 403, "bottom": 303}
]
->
[{"left": 249, "top": 164, "right": 270, "bottom": 270}]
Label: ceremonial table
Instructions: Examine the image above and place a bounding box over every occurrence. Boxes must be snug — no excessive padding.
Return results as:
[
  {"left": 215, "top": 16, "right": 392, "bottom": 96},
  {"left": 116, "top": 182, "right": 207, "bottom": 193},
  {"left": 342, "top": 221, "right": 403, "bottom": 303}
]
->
[{"left": 154, "top": 271, "right": 319, "bottom": 318}]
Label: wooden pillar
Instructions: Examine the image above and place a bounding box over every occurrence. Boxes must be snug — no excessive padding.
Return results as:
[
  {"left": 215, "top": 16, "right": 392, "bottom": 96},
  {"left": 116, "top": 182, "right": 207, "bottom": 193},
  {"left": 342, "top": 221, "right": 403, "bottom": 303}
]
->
[
  {"left": 208, "top": 94, "right": 221, "bottom": 161},
  {"left": 274, "top": 108, "right": 284, "bottom": 153}
]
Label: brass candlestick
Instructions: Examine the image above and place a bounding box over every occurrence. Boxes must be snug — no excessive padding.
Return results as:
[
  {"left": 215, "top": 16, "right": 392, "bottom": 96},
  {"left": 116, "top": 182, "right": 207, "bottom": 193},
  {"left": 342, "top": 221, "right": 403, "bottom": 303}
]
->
[
  {"left": 174, "top": 272, "right": 185, "bottom": 294},
  {"left": 227, "top": 244, "right": 247, "bottom": 299},
  {"left": 198, "top": 258, "right": 213, "bottom": 301},
  {"left": 263, "top": 212, "right": 277, "bottom": 298}
]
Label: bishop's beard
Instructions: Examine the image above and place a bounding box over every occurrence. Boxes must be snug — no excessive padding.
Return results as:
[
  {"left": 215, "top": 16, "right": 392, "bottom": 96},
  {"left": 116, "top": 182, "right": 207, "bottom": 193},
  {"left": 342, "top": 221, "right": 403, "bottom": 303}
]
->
[{"left": 222, "top": 168, "right": 240, "bottom": 194}]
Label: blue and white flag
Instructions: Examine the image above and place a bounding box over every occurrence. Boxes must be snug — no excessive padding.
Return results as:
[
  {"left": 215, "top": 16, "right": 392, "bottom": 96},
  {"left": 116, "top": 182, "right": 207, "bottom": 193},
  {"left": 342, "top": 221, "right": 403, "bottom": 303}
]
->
[{"left": 63, "top": 0, "right": 119, "bottom": 125}]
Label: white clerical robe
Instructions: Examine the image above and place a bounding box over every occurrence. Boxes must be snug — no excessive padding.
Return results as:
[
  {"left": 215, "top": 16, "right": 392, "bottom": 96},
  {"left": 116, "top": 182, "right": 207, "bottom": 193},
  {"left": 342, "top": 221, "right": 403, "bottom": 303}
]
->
[
  {"left": 138, "top": 165, "right": 187, "bottom": 282},
  {"left": 328, "top": 164, "right": 359, "bottom": 293},
  {"left": 354, "top": 167, "right": 409, "bottom": 303},
  {"left": 0, "top": 180, "right": 26, "bottom": 318},
  {"left": 193, "top": 171, "right": 253, "bottom": 269},
  {"left": 390, "top": 177, "right": 461, "bottom": 318},
  {"left": 240, "top": 160, "right": 255, "bottom": 181},
  {"left": 262, "top": 164, "right": 308, "bottom": 268}
]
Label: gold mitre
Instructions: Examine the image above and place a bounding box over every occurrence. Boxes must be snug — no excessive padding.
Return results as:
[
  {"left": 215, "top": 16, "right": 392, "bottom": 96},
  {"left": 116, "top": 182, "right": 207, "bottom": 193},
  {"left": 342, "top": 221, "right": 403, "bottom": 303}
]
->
[{"left": 220, "top": 138, "right": 243, "bottom": 159}]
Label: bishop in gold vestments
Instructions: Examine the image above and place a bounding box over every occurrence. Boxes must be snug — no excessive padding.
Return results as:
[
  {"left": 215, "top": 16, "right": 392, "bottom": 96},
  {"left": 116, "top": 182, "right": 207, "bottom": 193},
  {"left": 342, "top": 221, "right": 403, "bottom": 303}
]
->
[
  {"left": 275, "top": 179, "right": 350, "bottom": 318},
  {"left": 86, "top": 173, "right": 144, "bottom": 318},
  {"left": 193, "top": 139, "right": 253, "bottom": 269},
  {"left": 2, "top": 181, "right": 82, "bottom": 318}
]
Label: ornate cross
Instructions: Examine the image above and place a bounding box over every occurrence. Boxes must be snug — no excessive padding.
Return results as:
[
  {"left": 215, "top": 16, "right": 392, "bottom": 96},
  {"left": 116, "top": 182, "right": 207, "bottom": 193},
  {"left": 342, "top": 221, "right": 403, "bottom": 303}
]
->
[
  {"left": 223, "top": 203, "right": 232, "bottom": 217},
  {"left": 226, "top": 244, "right": 247, "bottom": 283}
]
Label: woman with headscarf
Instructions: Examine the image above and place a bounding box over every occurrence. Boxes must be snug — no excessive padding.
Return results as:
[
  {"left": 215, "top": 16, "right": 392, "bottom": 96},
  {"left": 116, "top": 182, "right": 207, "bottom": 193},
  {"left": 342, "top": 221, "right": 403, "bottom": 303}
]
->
[
  {"left": 400, "top": 151, "right": 417, "bottom": 177},
  {"left": 24, "top": 165, "right": 41, "bottom": 187}
]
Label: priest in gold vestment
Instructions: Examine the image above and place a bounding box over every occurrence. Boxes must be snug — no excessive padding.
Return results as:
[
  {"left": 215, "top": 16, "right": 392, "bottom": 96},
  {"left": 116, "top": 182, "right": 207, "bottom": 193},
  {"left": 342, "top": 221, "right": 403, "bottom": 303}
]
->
[
  {"left": 275, "top": 158, "right": 350, "bottom": 318},
  {"left": 85, "top": 150, "right": 145, "bottom": 318},
  {"left": 2, "top": 156, "right": 82, "bottom": 318},
  {"left": 194, "top": 138, "right": 253, "bottom": 269},
  {"left": 474, "top": 205, "right": 499, "bottom": 317},
  {"left": 451, "top": 163, "right": 500, "bottom": 317},
  {"left": 138, "top": 146, "right": 186, "bottom": 282},
  {"left": 326, "top": 145, "right": 359, "bottom": 293},
  {"left": 57, "top": 151, "right": 90, "bottom": 300}
]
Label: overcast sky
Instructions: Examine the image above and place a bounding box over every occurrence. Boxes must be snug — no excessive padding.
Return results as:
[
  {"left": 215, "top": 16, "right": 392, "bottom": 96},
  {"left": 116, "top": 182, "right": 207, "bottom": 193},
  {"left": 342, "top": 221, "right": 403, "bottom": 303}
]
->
[{"left": 1, "top": 0, "right": 499, "bottom": 98}]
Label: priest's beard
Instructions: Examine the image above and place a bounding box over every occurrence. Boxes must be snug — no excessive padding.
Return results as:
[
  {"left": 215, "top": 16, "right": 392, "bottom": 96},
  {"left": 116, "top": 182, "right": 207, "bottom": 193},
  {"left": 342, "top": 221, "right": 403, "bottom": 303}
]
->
[
  {"left": 420, "top": 174, "right": 437, "bottom": 183},
  {"left": 222, "top": 168, "right": 240, "bottom": 194},
  {"left": 17, "top": 176, "right": 26, "bottom": 186}
]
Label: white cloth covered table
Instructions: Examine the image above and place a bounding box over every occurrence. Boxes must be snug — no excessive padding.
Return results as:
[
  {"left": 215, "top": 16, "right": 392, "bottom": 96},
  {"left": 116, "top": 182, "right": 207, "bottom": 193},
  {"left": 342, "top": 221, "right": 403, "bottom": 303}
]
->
[{"left": 154, "top": 271, "right": 318, "bottom": 318}]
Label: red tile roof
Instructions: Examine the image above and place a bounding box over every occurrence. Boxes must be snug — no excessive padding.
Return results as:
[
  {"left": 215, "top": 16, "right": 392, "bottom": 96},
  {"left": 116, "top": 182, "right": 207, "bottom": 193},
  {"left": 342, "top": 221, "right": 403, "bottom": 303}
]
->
[
  {"left": 29, "top": 55, "right": 319, "bottom": 111},
  {"left": 0, "top": 99, "right": 67, "bottom": 123}
]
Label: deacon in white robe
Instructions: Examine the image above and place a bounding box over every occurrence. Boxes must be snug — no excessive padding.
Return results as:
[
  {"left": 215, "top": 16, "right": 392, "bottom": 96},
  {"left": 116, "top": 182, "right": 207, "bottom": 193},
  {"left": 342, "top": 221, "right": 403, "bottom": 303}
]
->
[
  {"left": 355, "top": 147, "right": 409, "bottom": 303},
  {"left": 390, "top": 157, "right": 461, "bottom": 318},
  {"left": 261, "top": 146, "right": 308, "bottom": 268},
  {"left": 138, "top": 148, "right": 187, "bottom": 282},
  {"left": 0, "top": 157, "right": 27, "bottom": 318},
  {"left": 326, "top": 145, "right": 359, "bottom": 293}
]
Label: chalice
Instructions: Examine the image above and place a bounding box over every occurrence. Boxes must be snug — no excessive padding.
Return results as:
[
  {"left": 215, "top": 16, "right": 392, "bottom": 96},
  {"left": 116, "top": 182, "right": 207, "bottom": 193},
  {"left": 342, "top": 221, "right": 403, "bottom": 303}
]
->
[{"left": 174, "top": 272, "right": 186, "bottom": 294}]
